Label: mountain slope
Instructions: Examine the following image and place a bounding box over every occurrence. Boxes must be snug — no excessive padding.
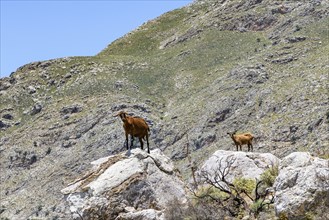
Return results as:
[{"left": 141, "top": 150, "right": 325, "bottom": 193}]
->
[{"left": 0, "top": 0, "right": 328, "bottom": 219}]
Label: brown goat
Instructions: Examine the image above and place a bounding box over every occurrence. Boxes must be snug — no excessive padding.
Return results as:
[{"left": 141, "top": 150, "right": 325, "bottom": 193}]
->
[
  {"left": 227, "top": 131, "right": 254, "bottom": 152},
  {"left": 114, "top": 111, "right": 150, "bottom": 153}
]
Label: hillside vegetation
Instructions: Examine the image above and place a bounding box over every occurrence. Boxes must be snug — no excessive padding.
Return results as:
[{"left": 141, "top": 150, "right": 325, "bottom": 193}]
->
[{"left": 0, "top": 0, "right": 328, "bottom": 219}]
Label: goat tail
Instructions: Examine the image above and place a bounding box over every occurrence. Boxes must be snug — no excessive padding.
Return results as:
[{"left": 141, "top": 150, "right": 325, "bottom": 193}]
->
[
  {"left": 142, "top": 128, "right": 150, "bottom": 141},
  {"left": 249, "top": 134, "right": 256, "bottom": 144}
]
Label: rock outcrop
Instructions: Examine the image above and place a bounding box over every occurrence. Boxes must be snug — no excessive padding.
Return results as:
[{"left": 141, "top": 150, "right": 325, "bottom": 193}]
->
[
  {"left": 61, "top": 149, "right": 187, "bottom": 220},
  {"left": 197, "top": 150, "right": 329, "bottom": 219},
  {"left": 198, "top": 150, "right": 280, "bottom": 182},
  {"left": 274, "top": 152, "right": 329, "bottom": 220}
]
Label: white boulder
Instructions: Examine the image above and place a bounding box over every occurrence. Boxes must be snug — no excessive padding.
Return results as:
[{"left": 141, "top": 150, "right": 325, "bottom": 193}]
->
[
  {"left": 274, "top": 152, "right": 329, "bottom": 219},
  {"left": 61, "top": 148, "right": 186, "bottom": 220},
  {"left": 199, "top": 150, "right": 280, "bottom": 182}
]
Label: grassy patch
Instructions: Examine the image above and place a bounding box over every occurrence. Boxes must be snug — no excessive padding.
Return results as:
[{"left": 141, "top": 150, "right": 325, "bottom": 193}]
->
[{"left": 97, "top": 8, "right": 190, "bottom": 57}]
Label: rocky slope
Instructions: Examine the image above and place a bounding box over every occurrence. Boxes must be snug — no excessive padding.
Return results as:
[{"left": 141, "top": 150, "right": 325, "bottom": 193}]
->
[{"left": 0, "top": 0, "right": 329, "bottom": 219}]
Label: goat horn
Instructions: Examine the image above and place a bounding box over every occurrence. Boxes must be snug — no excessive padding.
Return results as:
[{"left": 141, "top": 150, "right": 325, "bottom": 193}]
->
[{"left": 113, "top": 111, "right": 127, "bottom": 117}]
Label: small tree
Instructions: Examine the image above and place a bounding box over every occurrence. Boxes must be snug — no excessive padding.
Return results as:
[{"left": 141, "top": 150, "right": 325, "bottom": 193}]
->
[{"left": 191, "top": 155, "right": 275, "bottom": 218}]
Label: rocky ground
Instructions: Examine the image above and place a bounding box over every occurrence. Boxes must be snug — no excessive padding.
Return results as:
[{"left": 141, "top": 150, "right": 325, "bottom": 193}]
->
[{"left": 1, "top": 0, "right": 329, "bottom": 219}]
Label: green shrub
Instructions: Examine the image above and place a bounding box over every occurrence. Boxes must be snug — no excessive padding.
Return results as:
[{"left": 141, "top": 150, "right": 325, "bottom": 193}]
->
[
  {"left": 251, "top": 199, "right": 263, "bottom": 213},
  {"left": 195, "top": 185, "right": 230, "bottom": 202},
  {"left": 260, "top": 165, "right": 279, "bottom": 187},
  {"left": 233, "top": 177, "right": 256, "bottom": 195}
]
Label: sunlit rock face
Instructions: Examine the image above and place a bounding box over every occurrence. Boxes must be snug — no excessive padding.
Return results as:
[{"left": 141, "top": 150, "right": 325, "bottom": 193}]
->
[
  {"left": 61, "top": 149, "right": 187, "bottom": 220},
  {"left": 274, "top": 152, "right": 329, "bottom": 220}
]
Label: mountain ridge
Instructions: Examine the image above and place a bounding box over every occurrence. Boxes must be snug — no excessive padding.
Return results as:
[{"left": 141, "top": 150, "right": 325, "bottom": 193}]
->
[{"left": 0, "top": 0, "right": 328, "bottom": 219}]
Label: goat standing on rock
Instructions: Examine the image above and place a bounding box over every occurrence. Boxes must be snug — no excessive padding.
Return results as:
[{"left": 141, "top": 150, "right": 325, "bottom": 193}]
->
[
  {"left": 227, "top": 131, "right": 254, "bottom": 152},
  {"left": 114, "top": 111, "right": 150, "bottom": 154}
]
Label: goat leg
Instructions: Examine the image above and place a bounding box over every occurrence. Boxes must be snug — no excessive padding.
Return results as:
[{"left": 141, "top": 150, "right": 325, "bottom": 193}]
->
[
  {"left": 130, "top": 135, "right": 134, "bottom": 149},
  {"left": 146, "top": 135, "right": 150, "bottom": 154},
  {"left": 139, "top": 138, "right": 144, "bottom": 150},
  {"left": 125, "top": 133, "right": 129, "bottom": 150}
]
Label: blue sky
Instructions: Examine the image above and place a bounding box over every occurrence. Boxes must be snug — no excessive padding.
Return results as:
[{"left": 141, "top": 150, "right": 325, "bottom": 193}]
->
[{"left": 0, "top": 0, "right": 192, "bottom": 78}]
